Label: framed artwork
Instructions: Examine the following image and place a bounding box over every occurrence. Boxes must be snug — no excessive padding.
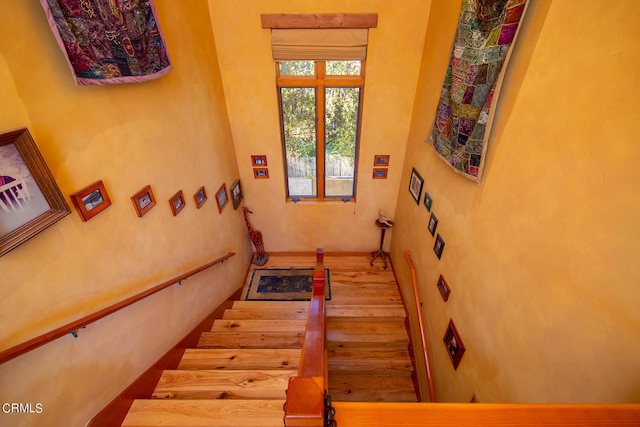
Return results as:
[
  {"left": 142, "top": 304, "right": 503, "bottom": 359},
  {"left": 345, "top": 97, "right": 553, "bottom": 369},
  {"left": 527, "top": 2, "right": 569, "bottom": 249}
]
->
[
  {"left": 70, "top": 180, "right": 112, "bottom": 222},
  {"left": 253, "top": 168, "right": 269, "bottom": 179},
  {"left": 443, "top": 319, "right": 465, "bottom": 370},
  {"left": 169, "top": 190, "right": 186, "bottom": 216},
  {"left": 230, "top": 180, "right": 243, "bottom": 209},
  {"left": 0, "top": 127, "right": 70, "bottom": 256},
  {"left": 437, "top": 274, "right": 451, "bottom": 302},
  {"left": 434, "top": 233, "right": 445, "bottom": 259},
  {"left": 428, "top": 212, "right": 438, "bottom": 236},
  {"left": 251, "top": 155, "right": 267, "bottom": 167},
  {"left": 372, "top": 168, "right": 388, "bottom": 179},
  {"left": 373, "top": 155, "right": 390, "bottom": 166},
  {"left": 409, "top": 168, "right": 423, "bottom": 204},
  {"left": 193, "top": 186, "right": 207, "bottom": 209},
  {"left": 215, "top": 183, "right": 228, "bottom": 213},
  {"left": 423, "top": 192, "right": 433, "bottom": 211},
  {"left": 131, "top": 185, "right": 156, "bottom": 217}
]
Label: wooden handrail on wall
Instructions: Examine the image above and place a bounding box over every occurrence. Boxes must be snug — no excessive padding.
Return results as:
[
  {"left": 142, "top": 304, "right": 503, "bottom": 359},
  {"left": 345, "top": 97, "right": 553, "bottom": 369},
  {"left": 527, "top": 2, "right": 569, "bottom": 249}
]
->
[
  {"left": 284, "top": 249, "right": 329, "bottom": 427},
  {"left": 404, "top": 251, "right": 436, "bottom": 402},
  {"left": 0, "top": 252, "right": 236, "bottom": 365}
]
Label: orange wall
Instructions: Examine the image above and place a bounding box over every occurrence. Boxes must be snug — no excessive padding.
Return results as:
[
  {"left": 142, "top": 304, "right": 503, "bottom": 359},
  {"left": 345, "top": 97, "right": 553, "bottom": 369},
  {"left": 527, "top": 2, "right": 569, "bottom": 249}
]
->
[
  {"left": 208, "top": 0, "right": 431, "bottom": 252},
  {"left": 0, "top": 1, "right": 252, "bottom": 426},
  {"left": 391, "top": 0, "right": 640, "bottom": 403}
]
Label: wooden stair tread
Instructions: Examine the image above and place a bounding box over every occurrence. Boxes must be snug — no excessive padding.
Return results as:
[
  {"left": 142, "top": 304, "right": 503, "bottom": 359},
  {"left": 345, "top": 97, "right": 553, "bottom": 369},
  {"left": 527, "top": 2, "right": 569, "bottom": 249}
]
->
[
  {"left": 327, "top": 320, "right": 409, "bottom": 344},
  {"left": 178, "top": 349, "right": 300, "bottom": 370},
  {"left": 198, "top": 331, "right": 304, "bottom": 349},
  {"left": 327, "top": 305, "right": 406, "bottom": 320},
  {"left": 231, "top": 301, "right": 309, "bottom": 310},
  {"left": 211, "top": 319, "right": 306, "bottom": 333},
  {"left": 329, "top": 375, "right": 418, "bottom": 402},
  {"left": 223, "top": 308, "right": 308, "bottom": 320},
  {"left": 328, "top": 295, "right": 404, "bottom": 305},
  {"left": 121, "top": 399, "right": 285, "bottom": 426},
  {"left": 152, "top": 369, "right": 296, "bottom": 400},
  {"left": 328, "top": 347, "right": 413, "bottom": 375}
]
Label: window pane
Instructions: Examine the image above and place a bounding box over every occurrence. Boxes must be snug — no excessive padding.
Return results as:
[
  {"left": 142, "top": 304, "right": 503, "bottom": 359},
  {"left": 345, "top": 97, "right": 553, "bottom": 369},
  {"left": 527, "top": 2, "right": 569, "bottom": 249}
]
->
[
  {"left": 279, "top": 61, "right": 314, "bottom": 76},
  {"left": 326, "top": 61, "right": 361, "bottom": 76},
  {"left": 281, "top": 87, "right": 317, "bottom": 197},
  {"left": 324, "top": 87, "right": 360, "bottom": 197}
]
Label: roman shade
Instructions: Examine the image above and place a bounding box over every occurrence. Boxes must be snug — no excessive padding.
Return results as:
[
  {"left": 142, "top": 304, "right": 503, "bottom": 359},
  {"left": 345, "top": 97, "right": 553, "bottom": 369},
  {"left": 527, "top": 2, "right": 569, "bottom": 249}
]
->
[{"left": 270, "top": 29, "right": 369, "bottom": 60}]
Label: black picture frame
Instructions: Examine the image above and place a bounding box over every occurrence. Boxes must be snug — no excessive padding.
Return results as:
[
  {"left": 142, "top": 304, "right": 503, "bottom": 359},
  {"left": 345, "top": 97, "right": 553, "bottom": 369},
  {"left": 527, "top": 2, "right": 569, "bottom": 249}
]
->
[
  {"left": 423, "top": 192, "right": 433, "bottom": 211},
  {"left": 230, "top": 180, "right": 243, "bottom": 209},
  {"left": 443, "top": 319, "right": 465, "bottom": 370},
  {"left": 434, "top": 233, "right": 445, "bottom": 259},
  {"left": 428, "top": 212, "right": 438, "bottom": 236},
  {"left": 409, "top": 168, "right": 423, "bottom": 204}
]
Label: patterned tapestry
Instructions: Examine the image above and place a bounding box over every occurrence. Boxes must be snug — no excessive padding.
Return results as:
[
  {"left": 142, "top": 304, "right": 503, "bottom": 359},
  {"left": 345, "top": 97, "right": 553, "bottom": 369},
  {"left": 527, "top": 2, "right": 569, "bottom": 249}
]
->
[
  {"left": 428, "top": 0, "right": 527, "bottom": 182},
  {"left": 40, "top": 0, "right": 172, "bottom": 85}
]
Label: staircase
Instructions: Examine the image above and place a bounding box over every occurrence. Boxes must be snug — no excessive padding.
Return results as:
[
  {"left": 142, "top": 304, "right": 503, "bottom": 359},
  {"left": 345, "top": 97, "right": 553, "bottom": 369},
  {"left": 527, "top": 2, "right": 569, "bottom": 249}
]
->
[{"left": 121, "top": 254, "right": 417, "bottom": 426}]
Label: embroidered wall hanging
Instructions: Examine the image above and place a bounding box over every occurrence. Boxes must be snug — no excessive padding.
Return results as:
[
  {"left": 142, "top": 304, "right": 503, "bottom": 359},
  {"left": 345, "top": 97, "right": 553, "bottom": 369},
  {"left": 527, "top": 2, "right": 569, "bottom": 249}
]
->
[
  {"left": 428, "top": 0, "right": 527, "bottom": 182},
  {"left": 40, "top": 0, "right": 172, "bottom": 85}
]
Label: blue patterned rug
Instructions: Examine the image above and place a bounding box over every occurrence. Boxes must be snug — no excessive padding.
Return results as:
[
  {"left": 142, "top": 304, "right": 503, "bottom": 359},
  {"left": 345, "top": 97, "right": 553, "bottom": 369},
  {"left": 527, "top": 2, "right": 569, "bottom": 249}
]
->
[{"left": 243, "top": 268, "right": 331, "bottom": 301}]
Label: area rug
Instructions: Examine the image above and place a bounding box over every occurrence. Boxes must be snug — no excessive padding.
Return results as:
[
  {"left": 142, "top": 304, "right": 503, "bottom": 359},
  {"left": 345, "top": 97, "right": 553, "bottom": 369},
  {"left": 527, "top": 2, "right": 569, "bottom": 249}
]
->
[{"left": 243, "top": 268, "right": 331, "bottom": 301}]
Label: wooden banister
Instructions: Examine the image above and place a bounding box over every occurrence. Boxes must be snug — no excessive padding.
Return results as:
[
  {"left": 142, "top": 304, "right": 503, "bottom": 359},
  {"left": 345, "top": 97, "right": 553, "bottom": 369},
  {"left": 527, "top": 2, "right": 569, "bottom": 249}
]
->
[
  {"left": 284, "top": 248, "right": 329, "bottom": 426},
  {"left": 404, "top": 251, "right": 436, "bottom": 402},
  {"left": 0, "top": 252, "right": 236, "bottom": 365}
]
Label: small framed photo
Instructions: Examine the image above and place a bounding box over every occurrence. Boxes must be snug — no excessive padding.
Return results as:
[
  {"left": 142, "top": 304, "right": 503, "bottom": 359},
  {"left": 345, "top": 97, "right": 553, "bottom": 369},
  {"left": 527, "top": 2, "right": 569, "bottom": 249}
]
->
[
  {"left": 443, "top": 319, "right": 465, "bottom": 370},
  {"left": 437, "top": 274, "right": 451, "bottom": 301},
  {"left": 409, "top": 168, "right": 423, "bottom": 204},
  {"left": 193, "top": 186, "right": 207, "bottom": 209},
  {"left": 131, "top": 185, "right": 156, "bottom": 217},
  {"left": 373, "top": 155, "right": 390, "bottom": 166},
  {"left": 70, "top": 180, "right": 111, "bottom": 222},
  {"left": 253, "top": 168, "right": 269, "bottom": 179},
  {"left": 251, "top": 155, "right": 267, "bottom": 167},
  {"left": 169, "top": 190, "right": 186, "bottom": 216},
  {"left": 372, "top": 168, "right": 388, "bottom": 179},
  {"left": 230, "top": 180, "right": 243, "bottom": 209},
  {"left": 423, "top": 192, "right": 433, "bottom": 211},
  {"left": 215, "top": 183, "right": 228, "bottom": 213},
  {"left": 428, "top": 212, "right": 438, "bottom": 236},
  {"left": 434, "top": 233, "right": 445, "bottom": 259}
]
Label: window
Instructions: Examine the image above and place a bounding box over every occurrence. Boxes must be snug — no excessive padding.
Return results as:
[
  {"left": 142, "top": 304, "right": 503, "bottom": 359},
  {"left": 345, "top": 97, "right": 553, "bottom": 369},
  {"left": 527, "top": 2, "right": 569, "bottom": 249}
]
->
[{"left": 277, "top": 60, "right": 364, "bottom": 201}]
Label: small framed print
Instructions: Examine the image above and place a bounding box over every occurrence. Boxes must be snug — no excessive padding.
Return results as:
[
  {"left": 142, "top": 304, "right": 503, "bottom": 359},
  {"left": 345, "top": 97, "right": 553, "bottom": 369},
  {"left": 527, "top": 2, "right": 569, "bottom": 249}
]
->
[
  {"left": 193, "top": 186, "right": 207, "bottom": 209},
  {"left": 215, "top": 183, "right": 228, "bottom": 213},
  {"left": 443, "top": 319, "right": 465, "bottom": 370},
  {"left": 423, "top": 192, "right": 433, "bottom": 211},
  {"left": 251, "top": 155, "right": 267, "bottom": 167},
  {"left": 372, "top": 168, "right": 388, "bottom": 179},
  {"left": 373, "top": 155, "right": 390, "bottom": 167},
  {"left": 230, "top": 180, "right": 243, "bottom": 209},
  {"left": 169, "top": 190, "right": 186, "bottom": 216},
  {"left": 409, "top": 168, "right": 423, "bottom": 204},
  {"left": 70, "top": 180, "right": 111, "bottom": 222},
  {"left": 253, "top": 168, "right": 269, "bottom": 179},
  {"left": 434, "top": 233, "right": 445, "bottom": 259},
  {"left": 428, "top": 212, "right": 438, "bottom": 236},
  {"left": 437, "top": 274, "right": 451, "bottom": 301},
  {"left": 131, "top": 185, "right": 156, "bottom": 217}
]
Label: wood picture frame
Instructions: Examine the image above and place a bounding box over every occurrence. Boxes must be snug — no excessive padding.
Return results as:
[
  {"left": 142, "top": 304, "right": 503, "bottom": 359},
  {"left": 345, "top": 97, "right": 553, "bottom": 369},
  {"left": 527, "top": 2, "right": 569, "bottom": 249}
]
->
[
  {"left": 131, "top": 185, "right": 156, "bottom": 217},
  {"left": 423, "top": 192, "right": 433, "bottom": 211},
  {"left": 70, "top": 180, "right": 111, "bottom": 222},
  {"left": 251, "top": 155, "right": 268, "bottom": 167},
  {"left": 215, "top": 183, "right": 228, "bottom": 213},
  {"left": 428, "top": 212, "right": 438, "bottom": 236},
  {"left": 193, "top": 186, "right": 207, "bottom": 209},
  {"left": 434, "top": 233, "right": 445, "bottom": 259},
  {"left": 0, "top": 127, "right": 70, "bottom": 256},
  {"left": 443, "top": 319, "right": 465, "bottom": 370},
  {"left": 230, "top": 180, "right": 243, "bottom": 209},
  {"left": 373, "top": 154, "right": 390, "bottom": 166},
  {"left": 409, "top": 168, "right": 423, "bottom": 204},
  {"left": 169, "top": 190, "right": 186, "bottom": 216},
  {"left": 372, "top": 168, "right": 388, "bottom": 179},
  {"left": 253, "top": 168, "right": 269, "bottom": 179},
  {"left": 437, "top": 274, "right": 451, "bottom": 301}
]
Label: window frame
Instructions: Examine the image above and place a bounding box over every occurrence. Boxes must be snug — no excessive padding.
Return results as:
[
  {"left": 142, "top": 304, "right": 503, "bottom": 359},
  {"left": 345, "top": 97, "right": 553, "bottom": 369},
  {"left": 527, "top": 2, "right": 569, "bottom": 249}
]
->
[{"left": 277, "top": 60, "right": 365, "bottom": 202}]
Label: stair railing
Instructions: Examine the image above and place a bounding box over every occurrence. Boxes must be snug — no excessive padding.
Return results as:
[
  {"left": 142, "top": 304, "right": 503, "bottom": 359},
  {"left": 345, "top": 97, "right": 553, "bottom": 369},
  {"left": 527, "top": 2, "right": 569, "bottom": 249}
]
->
[
  {"left": 404, "top": 251, "right": 436, "bottom": 402},
  {"left": 0, "top": 252, "right": 236, "bottom": 365},
  {"left": 284, "top": 248, "right": 334, "bottom": 427}
]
